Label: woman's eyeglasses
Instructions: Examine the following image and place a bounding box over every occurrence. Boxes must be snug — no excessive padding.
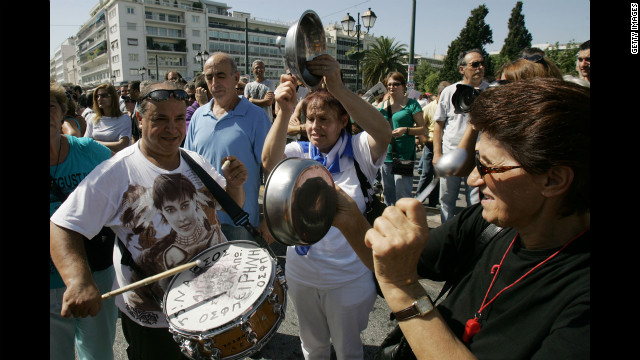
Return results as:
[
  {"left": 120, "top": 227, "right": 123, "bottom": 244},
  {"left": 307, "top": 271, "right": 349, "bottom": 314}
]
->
[
  {"left": 475, "top": 151, "right": 522, "bottom": 176},
  {"left": 387, "top": 82, "right": 402, "bottom": 87},
  {"left": 138, "top": 89, "right": 189, "bottom": 103}
]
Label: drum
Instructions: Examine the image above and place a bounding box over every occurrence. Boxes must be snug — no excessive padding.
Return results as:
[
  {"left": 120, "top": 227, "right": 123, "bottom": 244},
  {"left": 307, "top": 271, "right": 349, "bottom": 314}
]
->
[{"left": 163, "top": 241, "right": 287, "bottom": 360}]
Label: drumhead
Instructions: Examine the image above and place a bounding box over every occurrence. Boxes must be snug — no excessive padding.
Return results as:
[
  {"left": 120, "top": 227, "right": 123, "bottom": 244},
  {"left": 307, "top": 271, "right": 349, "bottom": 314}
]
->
[{"left": 164, "top": 241, "right": 275, "bottom": 333}]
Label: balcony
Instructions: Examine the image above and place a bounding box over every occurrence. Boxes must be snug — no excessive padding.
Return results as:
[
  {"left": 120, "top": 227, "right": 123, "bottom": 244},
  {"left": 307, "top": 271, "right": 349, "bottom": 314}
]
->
[
  {"left": 143, "top": 0, "right": 204, "bottom": 13},
  {"left": 78, "top": 40, "right": 108, "bottom": 65},
  {"left": 146, "top": 37, "right": 187, "bottom": 53}
]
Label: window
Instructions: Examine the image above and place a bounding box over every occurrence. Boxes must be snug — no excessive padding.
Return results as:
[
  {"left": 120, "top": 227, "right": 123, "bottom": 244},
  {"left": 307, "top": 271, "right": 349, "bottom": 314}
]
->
[
  {"left": 111, "top": 40, "right": 119, "bottom": 50},
  {"left": 192, "top": 43, "right": 201, "bottom": 51},
  {"left": 129, "top": 54, "right": 139, "bottom": 62},
  {"left": 128, "top": 38, "right": 138, "bottom": 46},
  {"left": 167, "top": 28, "right": 182, "bottom": 37},
  {"left": 110, "top": 24, "right": 118, "bottom": 33},
  {"left": 112, "top": 55, "right": 120, "bottom": 63},
  {"left": 192, "top": 15, "right": 199, "bottom": 23},
  {"left": 192, "top": 30, "right": 200, "bottom": 37},
  {"left": 127, "top": 23, "right": 136, "bottom": 31},
  {"left": 127, "top": 7, "right": 135, "bottom": 15}
]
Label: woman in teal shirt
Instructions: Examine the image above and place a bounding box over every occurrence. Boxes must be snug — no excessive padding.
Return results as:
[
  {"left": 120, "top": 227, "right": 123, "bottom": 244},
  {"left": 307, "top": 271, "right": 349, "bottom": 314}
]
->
[
  {"left": 50, "top": 83, "right": 116, "bottom": 360},
  {"left": 377, "top": 72, "right": 425, "bottom": 205}
]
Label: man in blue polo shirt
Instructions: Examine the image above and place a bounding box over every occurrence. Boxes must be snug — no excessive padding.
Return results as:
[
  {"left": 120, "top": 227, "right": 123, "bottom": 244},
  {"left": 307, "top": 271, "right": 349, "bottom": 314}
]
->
[{"left": 185, "top": 52, "right": 272, "bottom": 242}]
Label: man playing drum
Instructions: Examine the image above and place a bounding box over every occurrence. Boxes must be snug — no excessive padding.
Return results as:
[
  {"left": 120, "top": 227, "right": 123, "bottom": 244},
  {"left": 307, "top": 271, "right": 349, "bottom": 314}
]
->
[{"left": 50, "top": 80, "right": 248, "bottom": 359}]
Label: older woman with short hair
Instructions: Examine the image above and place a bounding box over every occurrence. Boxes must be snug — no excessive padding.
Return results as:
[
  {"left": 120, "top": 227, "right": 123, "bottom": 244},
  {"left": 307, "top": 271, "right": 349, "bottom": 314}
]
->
[
  {"left": 84, "top": 83, "right": 132, "bottom": 152},
  {"left": 263, "top": 54, "right": 391, "bottom": 360},
  {"left": 333, "top": 77, "right": 590, "bottom": 359}
]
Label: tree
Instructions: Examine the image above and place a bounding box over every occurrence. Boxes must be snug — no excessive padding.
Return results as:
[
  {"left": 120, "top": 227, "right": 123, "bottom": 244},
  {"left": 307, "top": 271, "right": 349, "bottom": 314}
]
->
[
  {"left": 360, "top": 36, "right": 408, "bottom": 88},
  {"left": 546, "top": 40, "right": 580, "bottom": 76},
  {"left": 439, "top": 5, "right": 494, "bottom": 83},
  {"left": 499, "top": 1, "right": 532, "bottom": 62},
  {"left": 413, "top": 61, "right": 439, "bottom": 93}
]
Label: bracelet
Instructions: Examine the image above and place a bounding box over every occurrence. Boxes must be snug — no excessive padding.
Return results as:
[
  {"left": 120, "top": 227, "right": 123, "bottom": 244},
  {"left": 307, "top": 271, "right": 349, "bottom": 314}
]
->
[{"left": 405, "top": 127, "right": 410, "bottom": 135}]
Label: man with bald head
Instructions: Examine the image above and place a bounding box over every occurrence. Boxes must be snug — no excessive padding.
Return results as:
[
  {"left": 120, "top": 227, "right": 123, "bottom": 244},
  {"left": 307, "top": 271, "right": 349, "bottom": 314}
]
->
[
  {"left": 50, "top": 80, "right": 247, "bottom": 358},
  {"left": 185, "top": 52, "right": 273, "bottom": 242}
]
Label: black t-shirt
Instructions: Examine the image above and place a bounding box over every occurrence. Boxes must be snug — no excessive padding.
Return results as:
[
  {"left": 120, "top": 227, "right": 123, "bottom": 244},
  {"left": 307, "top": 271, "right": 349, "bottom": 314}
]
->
[{"left": 419, "top": 204, "right": 590, "bottom": 359}]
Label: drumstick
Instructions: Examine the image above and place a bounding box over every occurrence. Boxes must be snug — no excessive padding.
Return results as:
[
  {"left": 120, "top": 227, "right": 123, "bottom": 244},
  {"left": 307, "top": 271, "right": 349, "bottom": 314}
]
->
[{"left": 101, "top": 259, "right": 203, "bottom": 300}]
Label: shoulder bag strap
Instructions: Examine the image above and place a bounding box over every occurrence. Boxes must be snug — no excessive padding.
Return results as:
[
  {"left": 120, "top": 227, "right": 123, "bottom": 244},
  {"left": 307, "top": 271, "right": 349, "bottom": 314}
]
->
[
  {"left": 386, "top": 102, "right": 399, "bottom": 156},
  {"left": 353, "top": 158, "right": 374, "bottom": 205},
  {"left": 180, "top": 149, "right": 249, "bottom": 227}
]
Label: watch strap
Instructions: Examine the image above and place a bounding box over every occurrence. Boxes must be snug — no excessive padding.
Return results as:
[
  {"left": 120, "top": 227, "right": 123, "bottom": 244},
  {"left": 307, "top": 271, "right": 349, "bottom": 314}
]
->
[{"left": 392, "top": 295, "right": 434, "bottom": 321}]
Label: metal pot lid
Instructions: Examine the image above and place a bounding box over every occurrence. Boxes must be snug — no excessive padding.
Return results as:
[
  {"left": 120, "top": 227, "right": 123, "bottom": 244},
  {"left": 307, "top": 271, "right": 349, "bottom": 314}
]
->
[
  {"left": 285, "top": 10, "right": 327, "bottom": 90},
  {"left": 263, "top": 158, "right": 336, "bottom": 246}
]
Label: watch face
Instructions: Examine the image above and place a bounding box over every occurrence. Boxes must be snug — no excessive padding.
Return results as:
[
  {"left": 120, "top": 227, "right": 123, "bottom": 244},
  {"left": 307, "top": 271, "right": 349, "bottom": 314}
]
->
[{"left": 415, "top": 296, "right": 434, "bottom": 315}]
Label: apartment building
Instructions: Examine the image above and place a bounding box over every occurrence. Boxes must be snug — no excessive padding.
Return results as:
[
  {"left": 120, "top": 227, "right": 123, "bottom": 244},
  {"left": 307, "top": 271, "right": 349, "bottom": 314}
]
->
[
  {"left": 55, "top": 0, "right": 382, "bottom": 91},
  {"left": 51, "top": 37, "right": 78, "bottom": 84}
]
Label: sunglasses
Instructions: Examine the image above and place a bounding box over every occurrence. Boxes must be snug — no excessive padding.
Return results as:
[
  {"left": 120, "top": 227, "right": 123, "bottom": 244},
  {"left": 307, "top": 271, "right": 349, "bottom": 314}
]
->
[
  {"left": 138, "top": 89, "right": 189, "bottom": 104},
  {"left": 387, "top": 82, "right": 403, "bottom": 87},
  {"left": 523, "top": 54, "right": 546, "bottom": 65},
  {"left": 468, "top": 61, "right": 485, "bottom": 68},
  {"left": 475, "top": 151, "right": 522, "bottom": 176}
]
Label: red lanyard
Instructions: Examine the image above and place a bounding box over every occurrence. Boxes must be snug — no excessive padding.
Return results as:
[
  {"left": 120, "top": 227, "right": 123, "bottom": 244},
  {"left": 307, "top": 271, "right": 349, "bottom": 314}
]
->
[{"left": 462, "top": 228, "right": 589, "bottom": 343}]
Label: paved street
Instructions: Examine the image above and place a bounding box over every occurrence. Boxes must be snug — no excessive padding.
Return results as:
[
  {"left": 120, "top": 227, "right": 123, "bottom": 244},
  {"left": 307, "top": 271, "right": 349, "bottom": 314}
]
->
[{"left": 81, "top": 151, "right": 473, "bottom": 359}]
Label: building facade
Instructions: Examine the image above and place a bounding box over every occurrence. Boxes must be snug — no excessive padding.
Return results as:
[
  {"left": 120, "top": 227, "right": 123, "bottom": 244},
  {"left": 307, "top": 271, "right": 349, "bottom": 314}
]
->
[{"left": 54, "top": 0, "right": 387, "bottom": 91}]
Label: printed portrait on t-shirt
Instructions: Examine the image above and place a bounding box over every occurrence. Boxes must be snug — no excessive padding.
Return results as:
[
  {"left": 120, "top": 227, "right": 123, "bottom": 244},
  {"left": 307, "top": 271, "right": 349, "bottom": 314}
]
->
[{"left": 117, "top": 173, "right": 224, "bottom": 315}]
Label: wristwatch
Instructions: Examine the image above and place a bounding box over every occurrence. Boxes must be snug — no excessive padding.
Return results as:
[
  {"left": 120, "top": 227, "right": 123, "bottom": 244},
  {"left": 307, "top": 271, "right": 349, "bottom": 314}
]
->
[{"left": 392, "top": 295, "right": 434, "bottom": 321}]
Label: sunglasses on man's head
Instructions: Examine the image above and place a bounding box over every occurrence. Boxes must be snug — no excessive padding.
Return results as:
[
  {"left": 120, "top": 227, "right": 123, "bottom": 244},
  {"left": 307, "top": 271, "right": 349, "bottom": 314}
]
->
[{"left": 138, "top": 89, "right": 189, "bottom": 104}]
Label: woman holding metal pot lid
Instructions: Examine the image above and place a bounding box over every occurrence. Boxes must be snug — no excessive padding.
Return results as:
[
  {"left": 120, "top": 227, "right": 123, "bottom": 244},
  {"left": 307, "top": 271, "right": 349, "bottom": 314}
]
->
[{"left": 262, "top": 54, "right": 391, "bottom": 360}]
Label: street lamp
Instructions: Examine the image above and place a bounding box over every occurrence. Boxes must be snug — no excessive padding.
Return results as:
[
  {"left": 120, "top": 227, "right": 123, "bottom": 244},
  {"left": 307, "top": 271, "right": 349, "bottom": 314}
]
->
[
  {"left": 195, "top": 50, "right": 210, "bottom": 73},
  {"left": 138, "top": 67, "right": 147, "bottom": 81},
  {"left": 341, "top": 7, "right": 377, "bottom": 91}
]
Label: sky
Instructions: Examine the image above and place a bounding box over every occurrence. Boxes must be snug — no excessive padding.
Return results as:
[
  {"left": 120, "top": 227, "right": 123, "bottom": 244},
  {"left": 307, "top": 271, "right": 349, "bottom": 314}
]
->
[{"left": 50, "top": 0, "right": 590, "bottom": 60}]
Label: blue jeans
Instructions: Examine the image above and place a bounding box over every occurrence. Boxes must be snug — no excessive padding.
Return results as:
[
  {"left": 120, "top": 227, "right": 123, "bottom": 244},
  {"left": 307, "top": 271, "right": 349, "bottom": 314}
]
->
[
  {"left": 439, "top": 175, "right": 479, "bottom": 223},
  {"left": 415, "top": 144, "right": 440, "bottom": 206},
  {"left": 50, "top": 266, "right": 118, "bottom": 360},
  {"left": 381, "top": 162, "right": 414, "bottom": 206},
  {"left": 221, "top": 223, "right": 254, "bottom": 241}
]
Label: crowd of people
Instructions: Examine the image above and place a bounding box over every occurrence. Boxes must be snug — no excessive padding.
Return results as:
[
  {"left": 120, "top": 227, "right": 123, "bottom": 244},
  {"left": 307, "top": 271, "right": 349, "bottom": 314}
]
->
[{"left": 51, "top": 39, "right": 590, "bottom": 360}]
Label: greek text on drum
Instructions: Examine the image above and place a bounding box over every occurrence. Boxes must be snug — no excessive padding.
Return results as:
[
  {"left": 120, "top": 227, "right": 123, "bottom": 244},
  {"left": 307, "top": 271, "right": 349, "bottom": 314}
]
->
[{"left": 164, "top": 241, "right": 287, "bottom": 360}]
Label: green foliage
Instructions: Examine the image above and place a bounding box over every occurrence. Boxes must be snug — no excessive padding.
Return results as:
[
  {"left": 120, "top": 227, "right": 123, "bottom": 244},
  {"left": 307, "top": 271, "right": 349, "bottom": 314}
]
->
[
  {"left": 413, "top": 61, "right": 441, "bottom": 93},
  {"left": 361, "top": 36, "right": 408, "bottom": 88},
  {"left": 546, "top": 40, "right": 580, "bottom": 76},
  {"left": 499, "top": 1, "right": 532, "bottom": 62},
  {"left": 439, "top": 5, "right": 494, "bottom": 83}
]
